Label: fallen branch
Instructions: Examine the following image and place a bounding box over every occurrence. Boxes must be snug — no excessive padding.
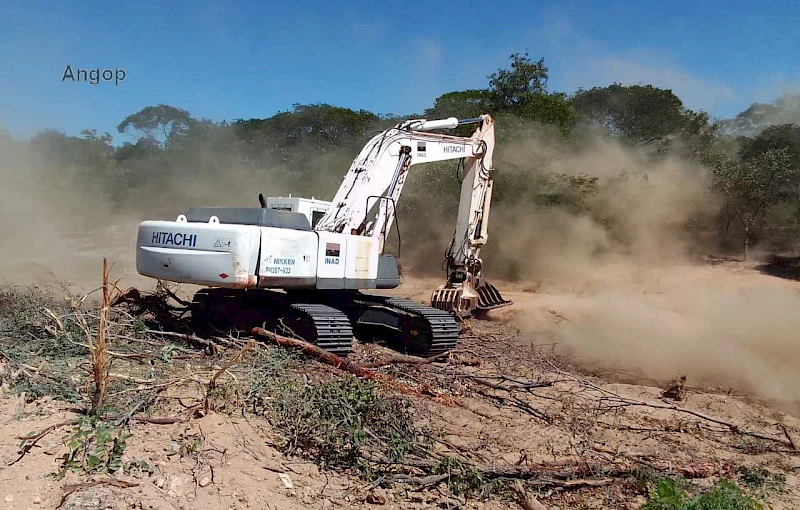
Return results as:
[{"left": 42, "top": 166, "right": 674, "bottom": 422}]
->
[
  {"left": 60, "top": 478, "right": 138, "bottom": 506},
  {"left": 366, "top": 453, "right": 726, "bottom": 483},
  {"left": 527, "top": 478, "right": 616, "bottom": 489},
  {"left": 132, "top": 415, "right": 187, "bottom": 425},
  {"left": 144, "top": 329, "right": 223, "bottom": 354},
  {"left": 62, "top": 478, "right": 138, "bottom": 493},
  {"left": 9, "top": 419, "right": 80, "bottom": 466},
  {"left": 391, "top": 473, "right": 450, "bottom": 487},
  {"left": 361, "top": 351, "right": 450, "bottom": 369},
  {"left": 476, "top": 389, "right": 552, "bottom": 423},
  {"left": 464, "top": 374, "right": 554, "bottom": 392},
  {"left": 250, "top": 327, "right": 457, "bottom": 405},
  {"left": 551, "top": 365, "right": 796, "bottom": 449},
  {"left": 779, "top": 421, "right": 798, "bottom": 451}
]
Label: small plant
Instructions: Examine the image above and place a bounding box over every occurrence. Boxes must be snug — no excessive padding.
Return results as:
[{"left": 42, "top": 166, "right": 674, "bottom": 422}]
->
[
  {"left": 432, "top": 455, "right": 485, "bottom": 496},
  {"left": 57, "top": 416, "right": 130, "bottom": 479},
  {"left": 169, "top": 431, "right": 205, "bottom": 459},
  {"left": 642, "top": 478, "right": 687, "bottom": 510},
  {"left": 641, "top": 476, "right": 763, "bottom": 510},
  {"left": 124, "top": 458, "right": 154, "bottom": 476},
  {"left": 737, "top": 466, "right": 786, "bottom": 492}
]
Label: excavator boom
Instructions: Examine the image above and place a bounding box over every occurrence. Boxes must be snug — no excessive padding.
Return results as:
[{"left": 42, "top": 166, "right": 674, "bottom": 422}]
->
[{"left": 314, "top": 113, "right": 511, "bottom": 316}]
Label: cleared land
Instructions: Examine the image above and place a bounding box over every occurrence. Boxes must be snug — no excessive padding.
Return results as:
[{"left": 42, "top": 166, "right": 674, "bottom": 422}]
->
[{"left": 0, "top": 260, "right": 799, "bottom": 509}]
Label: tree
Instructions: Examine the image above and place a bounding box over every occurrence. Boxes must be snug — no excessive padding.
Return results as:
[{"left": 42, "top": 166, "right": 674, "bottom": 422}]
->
[
  {"left": 488, "top": 52, "right": 549, "bottom": 110},
  {"left": 234, "top": 103, "right": 378, "bottom": 151},
  {"left": 707, "top": 148, "right": 796, "bottom": 259},
  {"left": 79, "top": 129, "right": 114, "bottom": 164},
  {"left": 739, "top": 123, "right": 800, "bottom": 163},
  {"left": 572, "top": 84, "right": 710, "bottom": 147},
  {"left": 487, "top": 52, "right": 574, "bottom": 135},
  {"left": 425, "top": 90, "right": 493, "bottom": 120},
  {"left": 117, "top": 104, "right": 194, "bottom": 148}
]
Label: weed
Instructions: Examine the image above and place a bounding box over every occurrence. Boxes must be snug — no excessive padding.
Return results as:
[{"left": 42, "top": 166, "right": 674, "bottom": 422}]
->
[
  {"left": 737, "top": 466, "right": 786, "bottom": 494},
  {"left": 56, "top": 415, "right": 130, "bottom": 479},
  {"left": 432, "top": 456, "right": 485, "bottom": 496},
  {"left": 0, "top": 285, "right": 87, "bottom": 402},
  {"left": 12, "top": 377, "right": 82, "bottom": 403},
  {"left": 642, "top": 478, "right": 687, "bottom": 510},
  {"left": 124, "top": 458, "right": 154, "bottom": 476},
  {"left": 0, "top": 285, "right": 89, "bottom": 358},
  {"left": 169, "top": 431, "right": 205, "bottom": 459},
  {"left": 641, "top": 477, "right": 763, "bottom": 510},
  {"left": 631, "top": 466, "right": 658, "bottom": 493}
]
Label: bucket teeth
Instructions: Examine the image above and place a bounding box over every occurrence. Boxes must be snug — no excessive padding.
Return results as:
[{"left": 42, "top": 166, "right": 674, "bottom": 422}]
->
[
  {"left": 430, "top": 288, "right": 461, "bottom": 313},
  {"left": 476, "top": 282, "right": 513, "bottom": 311},
  {"left": 430, "top": 281, "right": 512, "bottom": 316}
]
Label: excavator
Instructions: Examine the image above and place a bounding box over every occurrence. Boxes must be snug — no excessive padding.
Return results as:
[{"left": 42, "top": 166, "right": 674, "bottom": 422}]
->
[{"left": 135, "top": 114, "right": 512, "bottom": 356}]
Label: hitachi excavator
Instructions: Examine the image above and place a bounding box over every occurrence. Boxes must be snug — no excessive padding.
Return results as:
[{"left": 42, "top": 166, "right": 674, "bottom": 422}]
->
[{"left": 136, "top": 114, "right": 511, "bottom": 356}]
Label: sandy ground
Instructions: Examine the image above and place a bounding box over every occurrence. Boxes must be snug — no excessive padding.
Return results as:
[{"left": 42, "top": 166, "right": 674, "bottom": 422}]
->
[{"left": 1, "top": 261, "right": 800, "bottom": 508}]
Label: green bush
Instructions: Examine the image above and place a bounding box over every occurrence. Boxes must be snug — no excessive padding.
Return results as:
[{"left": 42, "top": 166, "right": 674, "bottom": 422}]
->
[
  {"left": 642, "top": 477, "right": 762, "bottom": 510},
  {"left": 57, "top": 416, "right": 130, "bottom": 479},
  {"left": 260, "top": 373, "right": 427, "bottom": 472}
]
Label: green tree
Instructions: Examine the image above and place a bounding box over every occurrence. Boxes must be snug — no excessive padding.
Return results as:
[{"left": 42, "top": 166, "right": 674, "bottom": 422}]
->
[
  {"left": 739, "top": 123, "right": 800, "bottom": 162},
  {"left": 706, "top": 148, "right": 796, "bottom": 259},
  {"left": 235, "top": 104, "right": 378, "bottom": 148},
  {"left": 488, "top": 52, "right": 549, "bottom": 110},
  {"left": 425, "top": 90, "right": 492, "bottom": 119},
  {"left": 117, "top": 104, "right": 194, "bottom": 148},
  {"left": 487, "top": 52, "right": 574, "bottom": 134},
  {"left": 572, "top": 84, "right": 708, "bottom": 146}
]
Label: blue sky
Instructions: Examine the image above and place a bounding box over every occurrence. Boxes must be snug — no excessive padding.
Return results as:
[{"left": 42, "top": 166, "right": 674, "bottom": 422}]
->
[{"left": 1, "top": 0, "right": 798, "bottom": 142}]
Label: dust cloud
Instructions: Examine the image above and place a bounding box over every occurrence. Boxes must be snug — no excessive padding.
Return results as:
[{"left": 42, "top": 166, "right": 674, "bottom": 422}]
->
[
  {"left": 485, "top": 135, "right": 800, "bottom": 407},
  {"left": 0, "top": 136, "right": 293, "bottom": 290},
  {"left": 3, "top": 123, "right": 800, "bottom": 408},
  {"left": 0, "top": 139, "right": 127, "bottom": 288}
]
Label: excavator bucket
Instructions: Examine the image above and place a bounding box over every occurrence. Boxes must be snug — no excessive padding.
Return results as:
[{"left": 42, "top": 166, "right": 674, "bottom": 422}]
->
[
  {"left": 430, "top": 280, "right": 512, "bottom": 317},
  {"left": 475, "top": 281, "right": 512, "bottom": 311}
]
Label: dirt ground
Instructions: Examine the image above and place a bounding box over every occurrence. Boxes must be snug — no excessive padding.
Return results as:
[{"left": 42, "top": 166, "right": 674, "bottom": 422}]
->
[{"left": 2, "top": 260, "right": 800, "bottom": 509}]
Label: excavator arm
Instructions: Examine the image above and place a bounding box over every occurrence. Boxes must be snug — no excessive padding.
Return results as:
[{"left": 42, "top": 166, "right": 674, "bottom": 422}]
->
[{"left": 315, "top": 114, "right": 511, "bottom": 316}]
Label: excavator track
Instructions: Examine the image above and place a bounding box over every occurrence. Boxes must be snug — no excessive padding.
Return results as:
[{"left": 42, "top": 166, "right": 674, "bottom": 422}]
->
[
  {"left": 382, "top": 297, "right": 460, "bottom": 356},
  {"left": 190, "top": 289, "right": 353, "bottom": 356},
  {"left": 190, "top": 288, "right": 459, "bottom": 358},
  {"left": 288, "top": 303, "right": 353, "bottom": 356},
  {"left": 342, "top": 294, "right": 460, "bottom": 357}
]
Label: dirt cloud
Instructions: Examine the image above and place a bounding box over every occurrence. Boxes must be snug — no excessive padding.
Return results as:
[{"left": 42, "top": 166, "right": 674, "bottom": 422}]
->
[
  {"left": 483, "top": 135, "right": 800, "bottom": 407},
  {"left": 0, "top": 136, "right": 295, "bottom": 290}
]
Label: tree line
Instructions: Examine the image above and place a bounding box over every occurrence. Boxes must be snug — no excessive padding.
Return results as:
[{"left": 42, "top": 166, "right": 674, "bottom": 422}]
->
[{"left": 3, "top": 52, "right": 800, "bottom": 269}]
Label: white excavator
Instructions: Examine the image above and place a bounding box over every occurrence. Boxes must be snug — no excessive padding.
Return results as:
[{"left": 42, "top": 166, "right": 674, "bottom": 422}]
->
[{"left": 136, "top": 114, "right": 511, "bottom": 356}]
